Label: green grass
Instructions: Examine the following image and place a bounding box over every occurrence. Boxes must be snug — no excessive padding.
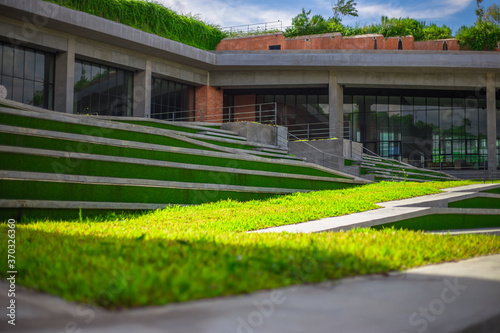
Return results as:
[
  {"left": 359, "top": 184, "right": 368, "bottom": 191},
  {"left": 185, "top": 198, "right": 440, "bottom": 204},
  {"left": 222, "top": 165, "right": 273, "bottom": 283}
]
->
[
  {"left": 372, "top": 214, "right": 500, "bottom": 231},
  {"left": 1, "top": 181, "right": 499, "bottom": 309},
  {"left": 43, "top": 0, "right": 226, "bottom": 50},
  {"left": 448, "top": 197, "right": 500, "bottom": 209},
  {"left": 0, "top": 133, "right": 347, "bottom": 179},
  {"left": 0, "top": 113, "right": 215, "bottom": 152},
  {"left": 0, "top": 152, "right": 354, "bottom": 192}
]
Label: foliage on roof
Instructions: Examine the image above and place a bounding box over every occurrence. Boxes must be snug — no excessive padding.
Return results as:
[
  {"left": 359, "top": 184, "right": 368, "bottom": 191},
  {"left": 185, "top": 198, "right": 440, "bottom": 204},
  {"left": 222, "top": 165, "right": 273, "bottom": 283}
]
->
[
  {"left": 43, "top": 0, "right": 226, "bottom": 50},
  {"left": 284, "top": 12, "right": 452, "bottom": 41}
]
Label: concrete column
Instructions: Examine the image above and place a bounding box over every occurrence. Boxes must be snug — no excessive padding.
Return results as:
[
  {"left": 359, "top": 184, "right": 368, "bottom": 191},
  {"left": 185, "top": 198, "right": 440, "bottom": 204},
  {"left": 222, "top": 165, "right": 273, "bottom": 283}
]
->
[
  {"left": 54, "top": 38, "right": 75, "bottom": 113},
  {"left": 486, "top": 73, "right": 497, "bottom": 175},
  {"left": 133, "top": 59, "right": 151, "bottom": 118},
  {"left": 329, "top": 71, "right": 344, "bottom": 138}
]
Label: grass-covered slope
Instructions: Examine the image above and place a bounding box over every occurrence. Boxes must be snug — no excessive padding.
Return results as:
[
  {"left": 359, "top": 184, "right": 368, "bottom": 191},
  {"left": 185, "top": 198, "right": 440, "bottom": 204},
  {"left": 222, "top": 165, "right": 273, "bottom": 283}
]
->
[
  {"left": 43, "top": 0, "right": 226, "bottom": 50},
  {"left": 0, "top": 181, "right": 499, "bottom": 308}
]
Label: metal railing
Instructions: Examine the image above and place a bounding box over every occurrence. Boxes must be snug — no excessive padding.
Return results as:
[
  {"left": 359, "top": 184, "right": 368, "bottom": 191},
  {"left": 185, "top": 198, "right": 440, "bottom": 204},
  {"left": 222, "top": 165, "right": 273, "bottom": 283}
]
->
[
  {"left": 287, "top": 122, "right": 330, "bottom": 141},
  {"left": 222, "top": 21, "right": 284, "bottom": 35},
  {"left": 148, "top": 102, "right": 277, "bottom": 124}
]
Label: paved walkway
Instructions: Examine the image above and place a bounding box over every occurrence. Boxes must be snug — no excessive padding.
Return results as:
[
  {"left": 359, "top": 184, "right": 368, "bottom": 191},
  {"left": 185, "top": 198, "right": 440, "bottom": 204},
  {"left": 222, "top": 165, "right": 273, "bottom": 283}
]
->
[
  {"left": 255, "top": 183, "right": 500, "bottom": 234},
  {"left": 1, "top": 254, "right": 499, "bottom": 333}
]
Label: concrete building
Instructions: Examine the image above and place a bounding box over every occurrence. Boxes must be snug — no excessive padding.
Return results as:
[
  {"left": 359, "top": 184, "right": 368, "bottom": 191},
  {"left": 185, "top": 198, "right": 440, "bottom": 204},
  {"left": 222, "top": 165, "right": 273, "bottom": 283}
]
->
[{"left": 0, "top": 0, "right": 499, "bottom": 177}]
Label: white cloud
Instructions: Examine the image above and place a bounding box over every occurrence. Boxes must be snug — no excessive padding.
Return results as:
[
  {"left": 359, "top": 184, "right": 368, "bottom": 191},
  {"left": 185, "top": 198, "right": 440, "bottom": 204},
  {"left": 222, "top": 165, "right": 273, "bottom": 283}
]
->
[
  {"left": 355, "top": 0, "right": 474, "bottom": 22},
  {"left": 155, "top": 0, "right": 297, "bottom": 28}
]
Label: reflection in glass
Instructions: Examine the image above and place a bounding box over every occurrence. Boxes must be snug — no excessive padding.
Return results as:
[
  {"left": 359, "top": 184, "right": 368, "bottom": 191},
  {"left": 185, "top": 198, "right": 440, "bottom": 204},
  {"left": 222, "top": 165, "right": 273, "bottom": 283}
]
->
[
  {"left": 0, "top": 42, "right": 54, "bottom": 109},
  {"left": 73, "top": 59, "right": 133, "bottom": 116}
]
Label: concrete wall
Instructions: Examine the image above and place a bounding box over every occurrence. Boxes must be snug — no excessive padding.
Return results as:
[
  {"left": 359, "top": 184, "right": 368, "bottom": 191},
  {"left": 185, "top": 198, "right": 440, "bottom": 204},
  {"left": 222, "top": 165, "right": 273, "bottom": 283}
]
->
[
  {"left": 288, "top": 139, "right": 362, "bottom": 175},
  {"left": 222, "top": 122, "right": 287, "bottom": 148}
]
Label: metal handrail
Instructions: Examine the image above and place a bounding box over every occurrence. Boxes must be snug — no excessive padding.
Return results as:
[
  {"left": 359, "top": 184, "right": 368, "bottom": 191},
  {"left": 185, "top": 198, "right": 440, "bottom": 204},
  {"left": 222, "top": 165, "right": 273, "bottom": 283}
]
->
[
  {"left": 149, "top": 102, "right": 277, "bottom": 124},
  {"left": 222, "top": 21, "right": 284, "bottom": 34}
]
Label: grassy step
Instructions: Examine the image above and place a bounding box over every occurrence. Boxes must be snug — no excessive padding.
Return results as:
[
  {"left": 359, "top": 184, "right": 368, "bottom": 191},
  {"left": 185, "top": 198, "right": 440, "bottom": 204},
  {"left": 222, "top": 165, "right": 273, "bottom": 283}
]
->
[
  {"left": 361, "top": 166, "right": 453, "bottom": 180},
  {"left": 0, "top": 130, "right": 350, "bottom": 179},
  {"left": 0, "top": 151, "right": 355, "bottom": 191},
  {"left": 364, "top": 169, "right": 448, "bottom": 182},
  {"left": 0, "top": 178, "right": 280, "bottom": 205},
  {"left": 0, "top": 111, "right": 217, "bottom": 152},
  {"left": 197, "top": 131, "right": 247, "bottom": 141}
]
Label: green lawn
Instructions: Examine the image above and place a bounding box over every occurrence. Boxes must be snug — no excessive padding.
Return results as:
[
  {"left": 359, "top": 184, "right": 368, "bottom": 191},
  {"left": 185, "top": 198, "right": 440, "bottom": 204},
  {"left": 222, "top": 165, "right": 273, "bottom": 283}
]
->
[{"left": 1, "top": 181, "right": 499, "bottom": 309}]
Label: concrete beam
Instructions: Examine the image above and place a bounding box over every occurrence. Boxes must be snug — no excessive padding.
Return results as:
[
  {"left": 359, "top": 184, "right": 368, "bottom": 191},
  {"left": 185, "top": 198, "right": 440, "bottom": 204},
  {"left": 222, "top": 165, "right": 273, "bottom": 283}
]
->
[
  {"left": 487, "top": 73, "right": 497, "bottom": 174},
  {"left": 54, "top": 38, "right": 75, "bottom": 113},
  {"left": 337, "top": 71, "right": 490, "bottom": 90},
  {"left": 329, "top": 72, "right": 344, "bottom": 139},
  {"left": 210, "top": 70, "right": 328, "bottom": 88}
]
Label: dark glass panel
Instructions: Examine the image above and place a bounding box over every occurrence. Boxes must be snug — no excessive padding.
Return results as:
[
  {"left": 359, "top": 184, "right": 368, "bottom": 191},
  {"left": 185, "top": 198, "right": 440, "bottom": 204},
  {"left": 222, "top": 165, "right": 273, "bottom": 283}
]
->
[
  {"left": 73, "top": 61, "right": 83, "bottom": 92},
  {"left": 34, "top": 52, "right": 45, "bottom": 82},
  {"left": 33, "top": 81, "right": 44, "bottom": 107},
  {"left": 13, "top": 48, "right": 24, "bottom": 78},
  {"left": 12, "top": 77, "right": 23, "bottom": 102},
  {"left": 24, "top": 50, "right": 35, "bottom": 81},
  {"left": 365, "top": 96, "right": 376, "bottom": 112},
  {"left": 478, "top": 108, "right": 487, "bottom": 139},
  {"left": 23, "top": 80, "right": 34, "bottom": 105},
  {"left": 2, "top": 46, "right": 14, "bottom": 77},
  {"left": 46, "top": 53, "right": 55, "bottom": 85}
]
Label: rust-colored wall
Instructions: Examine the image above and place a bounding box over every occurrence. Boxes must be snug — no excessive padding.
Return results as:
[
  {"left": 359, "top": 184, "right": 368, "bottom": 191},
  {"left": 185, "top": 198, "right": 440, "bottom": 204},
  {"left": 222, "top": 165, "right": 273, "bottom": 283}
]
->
[
  {"left": 195, "top": 86, "right": 224, "bottom": 122},
  {"left": 216, "top": 34, "right": 285, "bottom": 51},
  {"left": 414, "top": 39, "right": 459, "bottom": 51},
  {"left": 233, "top": 95, "right": 256, "bottom": 122},
  {"left": 215, "top": 32, "right": 472, "bottom": 52}
]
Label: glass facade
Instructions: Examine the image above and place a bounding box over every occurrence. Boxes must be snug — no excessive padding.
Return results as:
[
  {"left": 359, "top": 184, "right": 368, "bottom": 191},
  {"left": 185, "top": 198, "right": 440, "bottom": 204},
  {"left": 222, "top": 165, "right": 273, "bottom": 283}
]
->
[
  {"left": 0, "top": 42, "right": 55, "bottom": 109},
  {"left": 150, "top": 76, "right": 195, "bottom": 121},
  {"left": 225, "top": 88, "right": 329, "bottom": 140},
  {"left": 73, "top": 59, "right": 133, "bottom": 116},
  {"left": 344, "top": 88, "right": 489, "bottom": 170}
]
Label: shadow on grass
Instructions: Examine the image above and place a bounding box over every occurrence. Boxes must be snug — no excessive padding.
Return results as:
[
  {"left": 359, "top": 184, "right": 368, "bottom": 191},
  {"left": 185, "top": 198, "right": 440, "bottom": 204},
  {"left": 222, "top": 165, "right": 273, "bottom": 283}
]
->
[{"left": 0, "top": 227, "right": 396, "bottom": 310}]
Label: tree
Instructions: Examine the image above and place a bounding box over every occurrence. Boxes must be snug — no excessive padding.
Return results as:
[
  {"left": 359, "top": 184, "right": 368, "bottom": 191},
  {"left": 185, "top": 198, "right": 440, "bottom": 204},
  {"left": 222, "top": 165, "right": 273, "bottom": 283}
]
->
[
  {"left": 332, "top": 0, "right": 359, "bottom": 22},
  {"left": 485, "top": 4, "right": 500, "bottom": 25},
  {"left": 476, "top": 0, "right": 485, "bottom": 24}
]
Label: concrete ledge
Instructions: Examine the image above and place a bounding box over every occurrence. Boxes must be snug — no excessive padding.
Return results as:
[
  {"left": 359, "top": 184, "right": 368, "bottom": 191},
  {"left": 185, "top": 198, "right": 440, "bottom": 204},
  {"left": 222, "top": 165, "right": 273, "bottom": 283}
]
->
[
  {"left": 0, "top": 145, "right": 355, "bottom": 184},
  {"left": 0, "top": 170, "right": 309, "bottom": 194},
  {"left": 0, "top": 200, "right": 175, "bottom": 210},
  {"left": 254, "top": 184, "right": 500, "bottom": 233},
  {"left": 0, "top": 125, "right": 369, "bottom": 183}
]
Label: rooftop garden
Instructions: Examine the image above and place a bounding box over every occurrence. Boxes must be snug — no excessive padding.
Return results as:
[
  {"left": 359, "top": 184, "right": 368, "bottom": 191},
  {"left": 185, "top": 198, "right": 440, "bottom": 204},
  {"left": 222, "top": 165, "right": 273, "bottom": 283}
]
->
[
  {"left": 43, "top": 0, "right": 500, "bottom": 51},
  {"left": 43, "top": 0, "right": 226, "bottom": 50},
  {"left": 1, "top": 181, "right": 499, "bottom": 308}
]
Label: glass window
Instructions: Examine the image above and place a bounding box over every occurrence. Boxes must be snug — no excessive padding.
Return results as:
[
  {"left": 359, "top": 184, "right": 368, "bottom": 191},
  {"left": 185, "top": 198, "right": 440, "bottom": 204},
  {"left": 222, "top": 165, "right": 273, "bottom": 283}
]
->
[
  {"left": 149, "top": 76, "right": 195, "bottom": 121},
  {"left": 74, "top": 59, "right": 133, "bottom": 116},
  {"left": 0, "top": 42, "right": 54, "bottom": 109}
]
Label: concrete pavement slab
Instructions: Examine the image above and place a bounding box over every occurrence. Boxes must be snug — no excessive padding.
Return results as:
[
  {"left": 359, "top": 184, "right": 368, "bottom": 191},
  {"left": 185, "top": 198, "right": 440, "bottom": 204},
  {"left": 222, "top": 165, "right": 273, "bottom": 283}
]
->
[
  {"left": 1, "top": 254, "right": 499, "bottom": 333},
  {"left": 255, "top": 183, "right": 500, "bottom": 234}
]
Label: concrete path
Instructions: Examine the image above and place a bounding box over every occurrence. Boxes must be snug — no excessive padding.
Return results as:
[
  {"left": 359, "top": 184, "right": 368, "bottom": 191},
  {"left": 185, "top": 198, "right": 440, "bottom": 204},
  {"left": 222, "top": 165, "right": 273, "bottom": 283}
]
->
[
  {"left": 1, "top": 254, "right": 499, "bottom": 333},
  {"left": 255, "top": 183, "right": 500, "bottom": 234}
]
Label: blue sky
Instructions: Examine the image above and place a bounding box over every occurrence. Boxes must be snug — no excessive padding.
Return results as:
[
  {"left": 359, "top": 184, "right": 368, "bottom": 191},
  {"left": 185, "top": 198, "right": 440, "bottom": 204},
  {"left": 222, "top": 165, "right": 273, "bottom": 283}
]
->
[{"left": 157, "top": 0, "right": 498, "bottom": 34}]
